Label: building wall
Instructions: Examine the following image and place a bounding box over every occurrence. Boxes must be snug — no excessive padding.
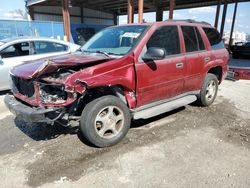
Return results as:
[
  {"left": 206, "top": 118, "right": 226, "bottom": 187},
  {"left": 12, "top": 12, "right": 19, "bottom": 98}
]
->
[
  {"left": 223, "top": 31, "right": 247, "bottom": 45},
  {"left": 32, "top": 6, "right": 114, "bottom": 25}
]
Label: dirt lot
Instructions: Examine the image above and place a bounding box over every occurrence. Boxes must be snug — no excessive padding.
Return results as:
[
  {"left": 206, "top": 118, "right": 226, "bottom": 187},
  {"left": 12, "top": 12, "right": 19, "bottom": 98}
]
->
[{"left": 0, "top": 79, "right": 250, "bottom": 188}]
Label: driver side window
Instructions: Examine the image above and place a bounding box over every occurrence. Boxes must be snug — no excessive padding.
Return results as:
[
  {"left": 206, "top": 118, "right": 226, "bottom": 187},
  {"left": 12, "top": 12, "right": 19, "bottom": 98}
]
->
[
  {"left": 0, "top": 42, "right": 30, "bottom": 58},
  {"left": 146, "top": 26, "right": 181, "bottom": 57}
]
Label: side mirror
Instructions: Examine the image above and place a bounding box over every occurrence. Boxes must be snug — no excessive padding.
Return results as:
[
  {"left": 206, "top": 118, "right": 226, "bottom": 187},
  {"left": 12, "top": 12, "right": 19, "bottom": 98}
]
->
[{"left": 142, "top": 47, "right": 166, "bottom": 61}]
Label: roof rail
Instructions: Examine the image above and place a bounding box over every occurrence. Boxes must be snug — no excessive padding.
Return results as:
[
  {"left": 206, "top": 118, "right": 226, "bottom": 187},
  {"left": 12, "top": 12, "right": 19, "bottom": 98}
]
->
[{"left": 165, "top": 19, "right": 211, "bottom": 26}]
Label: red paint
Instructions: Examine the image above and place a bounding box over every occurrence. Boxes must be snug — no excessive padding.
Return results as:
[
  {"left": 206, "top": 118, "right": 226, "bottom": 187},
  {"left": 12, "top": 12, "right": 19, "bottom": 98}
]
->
[
  {"left": 11, "top": 54, "right": 113, "bottom": 79},
  {"left": 229, "top": 67, "right": 250, "bottom": 80},
  {"left": 10, "top": 21, "right": 229, "bottom": 109}
]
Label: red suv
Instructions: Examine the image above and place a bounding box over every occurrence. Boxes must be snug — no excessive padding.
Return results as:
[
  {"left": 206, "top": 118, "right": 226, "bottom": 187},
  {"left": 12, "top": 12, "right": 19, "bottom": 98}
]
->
[{"left": 5, "top": 20, "right": 229, "bottom": 147}]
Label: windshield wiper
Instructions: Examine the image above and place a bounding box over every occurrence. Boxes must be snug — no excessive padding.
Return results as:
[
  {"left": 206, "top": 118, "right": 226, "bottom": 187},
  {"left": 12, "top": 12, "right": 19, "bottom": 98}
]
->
[
  {"left": 95, "top": 50, "right": 110, "bottom": 57},
  {"left": 106, "top": 52, "right": 123, "bottom": 56},
  {"left": 81, "top": 50, "right": 110, "bottom": 57},
  {"left": 82, "top": 50, "right": 124, "bottom": 57}
]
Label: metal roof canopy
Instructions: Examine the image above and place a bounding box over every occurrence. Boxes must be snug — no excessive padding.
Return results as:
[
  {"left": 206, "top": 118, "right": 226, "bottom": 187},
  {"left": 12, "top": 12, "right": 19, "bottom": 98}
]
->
[
  {"left": 27, "top": 0, "right": 249, "bottom": 15},
  {"left": 26, "top": 0, "right": 248, "bottom": 49}
]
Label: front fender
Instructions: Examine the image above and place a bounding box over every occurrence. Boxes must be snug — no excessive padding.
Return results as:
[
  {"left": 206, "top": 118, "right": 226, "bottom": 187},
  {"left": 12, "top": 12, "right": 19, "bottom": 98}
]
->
[{"left": 63, "top": 54, "right": 137, "bottom": 108}]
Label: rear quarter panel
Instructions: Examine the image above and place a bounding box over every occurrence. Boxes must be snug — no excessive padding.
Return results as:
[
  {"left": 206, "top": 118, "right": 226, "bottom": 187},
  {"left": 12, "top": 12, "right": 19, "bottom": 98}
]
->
[{"left": 198, "top": 26, "right": 229, "bottom": 84}]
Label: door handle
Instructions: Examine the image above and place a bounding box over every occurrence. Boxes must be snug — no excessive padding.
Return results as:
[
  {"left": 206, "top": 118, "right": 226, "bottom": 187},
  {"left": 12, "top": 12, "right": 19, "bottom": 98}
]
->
[
  {"left": 204, "top": 57, "right": 210, "bottom": 63},
  {"left": 176, "top": 62, "right": 183, "bottom": 68}
]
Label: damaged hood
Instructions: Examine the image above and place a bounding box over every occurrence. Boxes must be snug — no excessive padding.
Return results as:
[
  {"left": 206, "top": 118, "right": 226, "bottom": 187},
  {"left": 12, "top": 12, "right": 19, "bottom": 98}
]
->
[{"left": 11, "top": 53, "right": 113, "bottom": 79}]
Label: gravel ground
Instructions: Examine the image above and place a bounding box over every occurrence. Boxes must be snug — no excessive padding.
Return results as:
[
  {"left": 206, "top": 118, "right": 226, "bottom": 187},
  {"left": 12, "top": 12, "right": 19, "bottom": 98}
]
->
[{"left": 0, "top": 79, "right": 250, "bottom": 188}]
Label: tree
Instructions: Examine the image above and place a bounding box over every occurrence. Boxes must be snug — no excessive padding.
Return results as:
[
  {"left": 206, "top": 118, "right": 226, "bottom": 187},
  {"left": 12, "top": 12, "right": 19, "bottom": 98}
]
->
[{"left": 10, "top": 9, "right": 28, "bottom": 20}]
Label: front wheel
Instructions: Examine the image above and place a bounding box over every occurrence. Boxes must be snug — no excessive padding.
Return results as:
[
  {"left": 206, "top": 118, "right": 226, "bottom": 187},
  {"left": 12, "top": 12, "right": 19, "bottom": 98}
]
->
[
  {"left": 196, "top": 73, "right": 218, "bottom": 107},
  {"left": 80, "top": 95, "right": 131, "bottom": 147}
]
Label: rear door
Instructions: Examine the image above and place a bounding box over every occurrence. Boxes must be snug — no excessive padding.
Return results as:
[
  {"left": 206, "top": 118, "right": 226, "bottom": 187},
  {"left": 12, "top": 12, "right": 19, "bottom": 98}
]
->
[
  {"left": 181, "top": 26, "right": 208, "bottom": 92},
  {"left": 135, "top": 25, "right": 186, "bottom": 107},
  {"left": 31, "top": 41, "right": 70, "bottom": 59}
]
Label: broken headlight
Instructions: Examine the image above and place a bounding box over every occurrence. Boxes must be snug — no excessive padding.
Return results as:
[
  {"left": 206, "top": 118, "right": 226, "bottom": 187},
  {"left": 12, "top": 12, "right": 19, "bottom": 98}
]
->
[{"left": 39, "top": 83, "right": 67, "bottom": 104}]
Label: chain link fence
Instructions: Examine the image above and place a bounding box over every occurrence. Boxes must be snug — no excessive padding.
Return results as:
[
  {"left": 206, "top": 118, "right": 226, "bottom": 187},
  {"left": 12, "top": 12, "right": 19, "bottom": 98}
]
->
[{"left": 0, "top": 20, "right": 64, "bottom": 40}]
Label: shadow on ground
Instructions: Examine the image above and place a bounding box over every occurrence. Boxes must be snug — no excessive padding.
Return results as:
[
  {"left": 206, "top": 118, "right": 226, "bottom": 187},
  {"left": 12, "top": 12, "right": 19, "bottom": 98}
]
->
[
  {"left": 25, "top": 98, "right": 250, "bottom": 187},
  {"left": 14, "top": 106, "right": 186, "bottom": 146},
  {"left": 14, "top": 118, "right": 78, "bottom": 141},
  {"left": 131, "top": 106, "right": 185, "bottom": 128}
]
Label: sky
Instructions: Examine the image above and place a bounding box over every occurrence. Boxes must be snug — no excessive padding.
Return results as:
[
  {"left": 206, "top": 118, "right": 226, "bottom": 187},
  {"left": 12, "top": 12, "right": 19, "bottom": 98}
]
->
[
  {"left": 0, "top": 0, "right": 249, "bottom": 34},
  {"left": 0, "top": 0, "right": 26, "bottom": 19}
]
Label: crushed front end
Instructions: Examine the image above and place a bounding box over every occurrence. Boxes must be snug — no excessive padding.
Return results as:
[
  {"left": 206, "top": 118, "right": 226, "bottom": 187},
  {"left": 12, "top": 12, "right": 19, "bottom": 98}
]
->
[
  {"left": 5, "top": 69, "right": 80, "bottom": 125},
  {"left": 4, "top": 53, "right": 132, "bottom": 126}
]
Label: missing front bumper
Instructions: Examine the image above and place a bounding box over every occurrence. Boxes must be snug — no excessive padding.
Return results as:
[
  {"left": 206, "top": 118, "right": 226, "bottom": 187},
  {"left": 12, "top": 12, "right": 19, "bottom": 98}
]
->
[{"left": 4, "top": 95, "right": 63, "bottom": 123}]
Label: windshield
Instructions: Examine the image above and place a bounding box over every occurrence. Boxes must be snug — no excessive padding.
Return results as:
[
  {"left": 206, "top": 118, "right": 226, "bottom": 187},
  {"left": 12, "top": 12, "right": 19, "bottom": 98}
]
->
[{"left": 81, "top": 25, "right": 148, "bottom": 56}]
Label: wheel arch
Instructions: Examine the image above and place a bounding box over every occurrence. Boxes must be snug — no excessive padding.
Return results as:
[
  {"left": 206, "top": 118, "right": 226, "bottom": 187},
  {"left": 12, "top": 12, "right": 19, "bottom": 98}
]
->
[
  {"left": 80, "top": 84, "right": 136, "bottom": 109},
  {"left": 207, "top": 66, "right": 223, "bottom": 84}
]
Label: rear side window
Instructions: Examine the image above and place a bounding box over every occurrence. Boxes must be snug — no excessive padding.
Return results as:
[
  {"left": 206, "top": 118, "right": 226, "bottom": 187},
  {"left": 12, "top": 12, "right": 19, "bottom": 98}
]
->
[
  {"left": 203, "top": 27, "right": 224, "bottom": 50},
  {"left": 146, "top": 26, "right": 180, "bottom": 56},
  {"left": 181, "top": 26, "right": 205, "bottom": 52},
  {"left": 34, "top": 41, "right": 68, "bottom": 54},
  {"left": 195, "top": 27, "right": 205, "bottom": 50},
  {"left": 182, "top": 26, "right": 198, "bottom": 52}
]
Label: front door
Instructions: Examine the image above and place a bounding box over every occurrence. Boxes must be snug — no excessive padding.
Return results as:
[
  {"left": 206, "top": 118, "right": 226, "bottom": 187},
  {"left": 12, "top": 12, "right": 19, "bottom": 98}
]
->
[
  {"left": 0, "top": 42, "right": 31, "bottom": 90},
  {"left": 135, "top": 25, "right": 186, "bottom": 107}
]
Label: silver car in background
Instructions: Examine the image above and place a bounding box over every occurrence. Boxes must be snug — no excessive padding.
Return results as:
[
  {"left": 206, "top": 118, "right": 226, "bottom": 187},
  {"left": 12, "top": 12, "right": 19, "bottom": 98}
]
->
[{"left": 0, "top": 37, "right": 80, "bottom": 91}]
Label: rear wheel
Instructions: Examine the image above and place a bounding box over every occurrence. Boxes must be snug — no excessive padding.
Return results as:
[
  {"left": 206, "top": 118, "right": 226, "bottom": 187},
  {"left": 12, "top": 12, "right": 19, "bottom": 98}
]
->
[
  {"left": 80, "top": 95, "right": 131, "bottom": 147},
  {"left": 197, "top": 73, "right": 218, "bottom": 107}
]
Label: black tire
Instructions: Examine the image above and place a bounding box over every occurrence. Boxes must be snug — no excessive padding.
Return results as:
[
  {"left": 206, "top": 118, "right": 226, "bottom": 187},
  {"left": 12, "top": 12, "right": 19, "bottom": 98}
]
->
[
  {"left": 80, "top": 95, "right": 131, "bottom": 147},
  {"left": 196, "top": 73, "right": 218, "bottom": 107}
]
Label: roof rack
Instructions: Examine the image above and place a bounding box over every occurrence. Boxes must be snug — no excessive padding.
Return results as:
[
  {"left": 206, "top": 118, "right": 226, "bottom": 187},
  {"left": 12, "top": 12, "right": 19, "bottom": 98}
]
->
[{"left": 165, "top": 19, "right": 211, "bottom": 26}]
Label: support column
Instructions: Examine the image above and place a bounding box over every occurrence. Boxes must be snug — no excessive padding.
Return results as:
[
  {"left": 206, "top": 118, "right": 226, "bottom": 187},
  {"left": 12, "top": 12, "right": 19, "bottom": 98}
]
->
[
  {"left": 169, "top": 0, "right": 175, "bottom": 19},
  {"left": 138, "top": 0, "right": 144, "bottom": 23},
  {"left": 28, "top": 6, "right": 34, "bottom": 20},
  {"left": 220, "top": 0, "right": 228, "bottom": 36},
  {"left": 156, "top": 7, "right": 163, "bottom": 21},
  {"left": 81, "top": 6, "right": 84, "bottom": 23},
  {"left": 127, "top": 0, "right": 134, "bottom": 23},
  {"left": 62, "top": 0, "right": 71, "bottom": 42},
  {"left": 114, "top": 13, "right": 118, "bottom": 25},
  {"left": 214, "top": 0, "right": 221, "bottom": 28},
  {"left": 229, "top": 0, "right": 238, "bottom": 48}
]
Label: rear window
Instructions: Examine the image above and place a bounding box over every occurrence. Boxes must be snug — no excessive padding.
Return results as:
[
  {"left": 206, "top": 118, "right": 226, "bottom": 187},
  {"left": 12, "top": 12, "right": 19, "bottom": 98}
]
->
[{"left": 203, "top": 27, "right": 224, "bottom": 50}]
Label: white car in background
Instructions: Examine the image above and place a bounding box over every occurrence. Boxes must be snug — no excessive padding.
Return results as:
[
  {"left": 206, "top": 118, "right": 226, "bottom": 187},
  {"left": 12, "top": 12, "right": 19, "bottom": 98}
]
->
[{"left": 0, "top": 37, "right": 80, "bottom": 91}]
